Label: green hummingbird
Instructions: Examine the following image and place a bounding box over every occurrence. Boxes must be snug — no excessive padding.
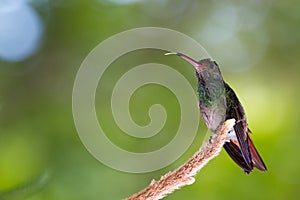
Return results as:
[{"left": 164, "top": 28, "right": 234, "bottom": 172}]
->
[{"left": 166, "top": 52, "right": 267, "bottom": 174}]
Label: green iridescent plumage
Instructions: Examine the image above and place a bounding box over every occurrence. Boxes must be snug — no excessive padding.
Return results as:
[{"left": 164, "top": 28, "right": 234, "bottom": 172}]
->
[{"left": 195, "top": 58, "right": 227, "bottom": 132}]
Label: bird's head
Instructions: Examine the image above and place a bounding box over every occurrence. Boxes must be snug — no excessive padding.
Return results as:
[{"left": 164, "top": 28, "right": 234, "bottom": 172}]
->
[{"left": 165, "top": 52, "right": 222, "bottom": 81}]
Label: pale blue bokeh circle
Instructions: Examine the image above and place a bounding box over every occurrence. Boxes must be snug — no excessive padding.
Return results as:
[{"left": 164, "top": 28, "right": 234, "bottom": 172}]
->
[{"left": 0, "top": 1, "right": 43, "bottom": 62}]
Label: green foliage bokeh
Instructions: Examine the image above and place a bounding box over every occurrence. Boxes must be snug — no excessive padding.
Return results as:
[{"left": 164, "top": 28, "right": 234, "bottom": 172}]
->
[{"left": 0, "top": 0, "right": 299, "bottom": 199}]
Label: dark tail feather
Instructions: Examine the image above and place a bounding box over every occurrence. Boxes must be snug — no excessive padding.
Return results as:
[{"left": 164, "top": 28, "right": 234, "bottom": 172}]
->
[
  {"left": 224, "top": 142, "right": 253, "bottom": 174},
  {"left": 234, "top": 121, "right": 252, "bottom": 167},
  {"left": 247, "top": 136, "right": 267, "bottom": 172}
]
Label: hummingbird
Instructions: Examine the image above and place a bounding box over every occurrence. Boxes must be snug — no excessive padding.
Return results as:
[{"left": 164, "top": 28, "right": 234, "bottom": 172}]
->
[{"left": 166, "top": 52, "right": 267, "bottom": 174}]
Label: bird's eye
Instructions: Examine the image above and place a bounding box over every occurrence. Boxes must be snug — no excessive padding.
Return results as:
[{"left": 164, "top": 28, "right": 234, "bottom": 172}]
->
[{"left": 208, "top": 63, "right": 215, "bottom": 70}]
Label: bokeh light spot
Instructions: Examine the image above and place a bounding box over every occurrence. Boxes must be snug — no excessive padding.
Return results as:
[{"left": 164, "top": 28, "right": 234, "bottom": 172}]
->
[{"left": 0, "top": 2, "right": 43, "bottom": 62}]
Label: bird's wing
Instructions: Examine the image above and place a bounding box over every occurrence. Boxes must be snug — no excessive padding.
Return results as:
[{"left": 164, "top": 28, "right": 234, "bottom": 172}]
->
[
  {"left": 224, "top": 141, "right": 253, "bottom": 174},
  {"left": 233, "top": 120, "right": 252, "bottom": 168},
  {"left": 224, "top": 83, "right": 252, "bottom": 168}
]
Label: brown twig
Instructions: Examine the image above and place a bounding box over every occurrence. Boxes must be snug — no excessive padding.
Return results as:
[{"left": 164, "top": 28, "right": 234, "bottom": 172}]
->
[{"left": 126, "top": 119, "right": 236, "bottom": 200}]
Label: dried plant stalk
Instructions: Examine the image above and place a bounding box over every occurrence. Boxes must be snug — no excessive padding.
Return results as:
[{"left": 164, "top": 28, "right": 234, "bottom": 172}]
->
[{"left": 126, "top": 119, "right": 236, "bottom": 200}]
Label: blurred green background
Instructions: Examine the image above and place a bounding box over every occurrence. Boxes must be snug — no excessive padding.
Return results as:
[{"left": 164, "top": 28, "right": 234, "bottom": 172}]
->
[{"left": 0, "top": 0, "right": 299, "bottom": 199}]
